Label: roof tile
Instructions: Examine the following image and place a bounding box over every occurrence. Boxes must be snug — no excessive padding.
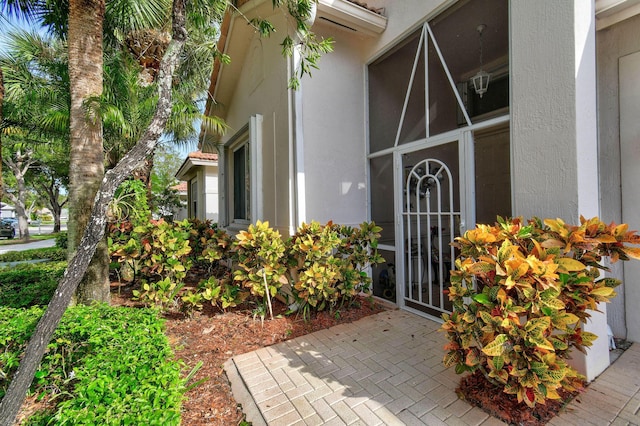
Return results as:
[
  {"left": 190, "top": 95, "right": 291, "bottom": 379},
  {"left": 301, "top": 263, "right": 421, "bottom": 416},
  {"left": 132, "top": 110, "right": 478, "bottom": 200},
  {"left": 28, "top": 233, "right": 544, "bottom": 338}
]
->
[
  {"left": 172, "top": 182, "right": 188, "bottom": 192},
  {"left": 188, "top": 151, "right": 218, "bottom": 161},
  {"left": 346, "top": 0, "right": 385, "bottom": 15}
]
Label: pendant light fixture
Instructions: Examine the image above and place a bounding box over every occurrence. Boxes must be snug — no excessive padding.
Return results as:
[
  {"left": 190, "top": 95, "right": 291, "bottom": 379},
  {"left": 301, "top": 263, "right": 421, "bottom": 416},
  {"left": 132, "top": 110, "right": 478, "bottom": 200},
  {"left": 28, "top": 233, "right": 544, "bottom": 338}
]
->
[{"left": 471, "top": 24, "right": 491, "bottom": 98}]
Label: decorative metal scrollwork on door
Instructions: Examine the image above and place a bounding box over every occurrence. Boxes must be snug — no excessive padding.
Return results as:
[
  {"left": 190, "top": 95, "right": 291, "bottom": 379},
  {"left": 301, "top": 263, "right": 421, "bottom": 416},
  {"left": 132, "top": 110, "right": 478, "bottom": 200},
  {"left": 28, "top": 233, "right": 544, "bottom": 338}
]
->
[{"left": 403, "top": 158, "right": 458, "bottom": 316}]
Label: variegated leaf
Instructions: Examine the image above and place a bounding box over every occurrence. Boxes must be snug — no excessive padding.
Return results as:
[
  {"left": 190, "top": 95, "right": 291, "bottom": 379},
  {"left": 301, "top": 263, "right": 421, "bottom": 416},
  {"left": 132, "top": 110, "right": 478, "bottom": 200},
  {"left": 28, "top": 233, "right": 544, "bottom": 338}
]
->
[{"left": 482, "top": 334, "right": 509, "bottom": 356}]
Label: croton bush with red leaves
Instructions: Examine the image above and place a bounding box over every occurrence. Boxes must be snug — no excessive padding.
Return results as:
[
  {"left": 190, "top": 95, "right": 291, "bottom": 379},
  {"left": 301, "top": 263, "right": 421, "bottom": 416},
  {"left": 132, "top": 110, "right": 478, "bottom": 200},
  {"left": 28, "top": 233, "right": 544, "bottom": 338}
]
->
[{"left": 441, "top": 216, "right": 640, "bottom": 407}]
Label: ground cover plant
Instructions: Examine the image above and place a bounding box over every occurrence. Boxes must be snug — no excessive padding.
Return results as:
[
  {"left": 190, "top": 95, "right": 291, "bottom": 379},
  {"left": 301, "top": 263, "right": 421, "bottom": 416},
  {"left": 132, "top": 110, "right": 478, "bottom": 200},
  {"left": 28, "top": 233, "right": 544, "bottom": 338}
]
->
[
  {"left": 441, "top": 216, "right": 640, "bottom": 424},
  {"left": 0, "top": 262, "right": 66, "bottom": 308},
  {"left": 0, "top": 252, "right": 189, "bottom": 424},
  {"left": 1, "top": 305, "right": 188, "bottom": 425},
  {"left": 0, "top": 247, "right": 66, "bottom": 263}
]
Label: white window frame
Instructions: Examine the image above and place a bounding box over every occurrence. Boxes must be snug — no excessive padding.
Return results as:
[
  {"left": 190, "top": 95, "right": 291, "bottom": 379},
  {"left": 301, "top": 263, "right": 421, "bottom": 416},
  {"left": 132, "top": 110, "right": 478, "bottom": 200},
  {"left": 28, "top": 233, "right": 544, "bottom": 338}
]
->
[
  {"left": 221, "top": 114, "right": 263, "bottom": 230},
  {"left": 189, "top": 178, "right": 198, "bottom": 219}
]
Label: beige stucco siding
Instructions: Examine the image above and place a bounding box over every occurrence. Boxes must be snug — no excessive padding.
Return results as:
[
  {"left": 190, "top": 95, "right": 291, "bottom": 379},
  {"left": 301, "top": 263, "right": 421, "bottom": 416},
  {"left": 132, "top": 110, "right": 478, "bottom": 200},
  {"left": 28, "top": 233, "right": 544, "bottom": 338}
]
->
[{"left": 597, "top": 13, "right": 640, "bottom": 340}]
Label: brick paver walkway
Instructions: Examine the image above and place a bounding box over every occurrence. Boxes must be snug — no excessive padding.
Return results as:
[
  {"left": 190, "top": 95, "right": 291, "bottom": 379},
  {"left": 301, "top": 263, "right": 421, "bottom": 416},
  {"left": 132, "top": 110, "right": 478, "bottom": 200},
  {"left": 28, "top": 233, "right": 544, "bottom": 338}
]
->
[{"left": 224, "top": 310, "right": 640, "bottom": 425}]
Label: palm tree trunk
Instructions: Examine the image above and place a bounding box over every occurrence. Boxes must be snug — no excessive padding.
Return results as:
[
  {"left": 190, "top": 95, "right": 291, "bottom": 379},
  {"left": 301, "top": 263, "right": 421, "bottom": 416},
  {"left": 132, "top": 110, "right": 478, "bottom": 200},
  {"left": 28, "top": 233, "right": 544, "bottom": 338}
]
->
[
  {"left": 0, "top": 67, "right": 4, "bottom": 205},
  {"left": 67, "top": 0, "right": 110, "bottom": 305}
]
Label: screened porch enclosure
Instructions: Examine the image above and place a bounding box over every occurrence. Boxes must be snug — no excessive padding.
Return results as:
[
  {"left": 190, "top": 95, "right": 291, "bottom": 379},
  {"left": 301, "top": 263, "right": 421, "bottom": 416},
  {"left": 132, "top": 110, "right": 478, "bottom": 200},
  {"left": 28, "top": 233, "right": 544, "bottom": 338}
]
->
[{"left": 368, "top": 0, "right": 510, "bottom": 318}]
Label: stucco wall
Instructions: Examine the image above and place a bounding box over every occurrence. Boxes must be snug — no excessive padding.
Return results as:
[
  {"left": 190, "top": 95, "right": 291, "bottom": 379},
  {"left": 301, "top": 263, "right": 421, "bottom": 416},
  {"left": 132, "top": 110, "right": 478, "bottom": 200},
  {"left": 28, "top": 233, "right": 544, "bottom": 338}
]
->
[
  {"left": 219, "top": 10, "right": 291, "bottom": 233},
  {"left": 358, "top": 0, "right": 455, "bottom": 57},
  {"left": 597, "top": 13, "right": 640, "bottom": 340},
  {"left": 511, "top": 0, "right": 607, "bottom": 381},
  {"left": 299, "top": 22, "right": 371, "bottom": 226},
  {"left": 511, "top": 2, "right": 584, "bottom": 219},
  {"left": 204, "top": 166, "right": 219, "bottom": 222}
]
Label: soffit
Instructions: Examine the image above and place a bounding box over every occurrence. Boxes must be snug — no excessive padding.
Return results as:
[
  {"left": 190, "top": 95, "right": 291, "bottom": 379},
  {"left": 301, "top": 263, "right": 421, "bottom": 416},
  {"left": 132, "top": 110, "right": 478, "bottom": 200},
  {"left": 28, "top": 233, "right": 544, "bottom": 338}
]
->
[
  {"left": 596, "top": 0, "right": 640, "bottom": 29},
  {"left": 317, "top": 0, "right": 387, "bottom": 36}
]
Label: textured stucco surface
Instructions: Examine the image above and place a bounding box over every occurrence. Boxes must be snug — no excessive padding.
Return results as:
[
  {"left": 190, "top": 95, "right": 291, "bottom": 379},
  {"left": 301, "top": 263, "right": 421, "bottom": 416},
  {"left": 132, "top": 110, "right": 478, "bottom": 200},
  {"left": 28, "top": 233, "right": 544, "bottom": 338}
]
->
[
  {"left": 597, "top": 13, "right": 640, "bottom": 340},
  {"left": 511, "top": 0, "right": 607, "bottom": 381},
  {"left": 511, "top": 1, "right": 581, "bottom": 220},
  {"left": 619, "top": 52, "right": 640, "bottom": 342}
]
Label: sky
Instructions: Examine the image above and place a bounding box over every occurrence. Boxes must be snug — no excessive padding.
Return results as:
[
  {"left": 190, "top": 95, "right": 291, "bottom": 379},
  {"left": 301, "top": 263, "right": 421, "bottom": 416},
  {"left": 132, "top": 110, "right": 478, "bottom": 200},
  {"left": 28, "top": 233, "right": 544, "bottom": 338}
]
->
[{"left": 0, "top": 12, "right": 45, "bottom": 52}]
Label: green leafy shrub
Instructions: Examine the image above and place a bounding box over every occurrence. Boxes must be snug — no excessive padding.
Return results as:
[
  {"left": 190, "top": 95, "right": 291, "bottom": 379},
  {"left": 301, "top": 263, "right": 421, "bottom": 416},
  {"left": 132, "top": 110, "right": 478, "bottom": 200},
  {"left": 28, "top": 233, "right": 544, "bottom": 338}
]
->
[
  {"left": 0, "top": 262, "right": 66, "bottom": 308},
  {"left": 286, "top": 221, "right": 384, "bottom": 319},
  {"left": 233, "top": 221, "right": 288, "bottom": 318},
  {"left": 181, "top": 275, "right": 247, "bottom": 315},
  {"left": 55, "top": 231, "right": 68, "bottom": 249},
  {"left": 0, "top": 247, "right": 66, "bottom": 263},
  {"left": 109, "top": 219, "right": 193, "bottom": 309},
  {"left": 441, "top": 216, "right": 640, "bottom": 407},
  {"left": 0, "top": 305, "right": 186, "bottom": 425},
  {"left": 108, "top": 218, "right": 384, "bottom": 319},
  {"left": 186, "top": 218, "right": 231, "bottom": 267}
]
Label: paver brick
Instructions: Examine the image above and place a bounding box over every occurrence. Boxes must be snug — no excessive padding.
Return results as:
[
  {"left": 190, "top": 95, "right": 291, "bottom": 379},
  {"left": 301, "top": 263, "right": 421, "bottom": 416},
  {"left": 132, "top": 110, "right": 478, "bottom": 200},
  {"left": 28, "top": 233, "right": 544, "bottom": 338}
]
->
[
  {"left": 253, "top": 385, "right": 285, "bottom": 404},
  {"left": 385, "top": 394, "right": 416, "bottom": 414},
  {"left": 262, "top": 401, "right": 296, "bottom": 423},
  {"left": 609, "top": 418, "right": 633, "bottom": 426},
  {"left": 284, "top": 382, "right": 314, "bottom": 399},
  {"left": 331, "top": 400, "right": 360, "bottom": 424},
  {"left": 459, "top": 406, "right": 490, "bottom": 426},
  {"left": 266, "top": 408, "right": 303, "bottom": 426},
  {"left": 352, "top": 403, "right": 383, "bottom": 425},
  {"left": 407, "top": 396, "right": 438, "bottom": 418},
  {"left": 447, "top": 398, "right": 473, "bottom": 417},
  {"left": 478, "top": 415, "right": 507, "bottom": 425},
  {"left": 387, "top": 370, "right": 413, "bottom": 387},
  {"left": 306, "top": 385, "right": 334, "bottom": 402},
  {"left": 291, "top": 395, "right": 317, "bottom": 419},
  {"left": 321, "top": 416, "right": 347, "bottom": 426},
  {"left": 373, "top": 405, "right": 406, "bottom": 425},
  {"left": 418, "top": 412, "right": 449, "bottom": 425},
  {"left": 302, "top": 413, "right": 324, "bottom": 426},
  {"left": 363, "top": 392, "right": 394, "bottom": 411},
  {"left": 324, "top": 389, "right": 348, "bottom": 406},
  {"left": 396, "top": 408, "right": 425, "bottom": 425},
  {"left": 227, "top": 310, "right": 639, "bottom": 426}
]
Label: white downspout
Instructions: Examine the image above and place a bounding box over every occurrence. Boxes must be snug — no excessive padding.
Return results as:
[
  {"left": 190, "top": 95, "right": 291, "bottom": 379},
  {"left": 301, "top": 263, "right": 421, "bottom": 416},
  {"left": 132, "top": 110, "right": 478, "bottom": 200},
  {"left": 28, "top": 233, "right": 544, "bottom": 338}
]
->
[
  {"left": 288, "top": 54, "right": 297, "bottom": 235},
  {"left": 288, "top": 42, "right": 307, "bottom": 235}
]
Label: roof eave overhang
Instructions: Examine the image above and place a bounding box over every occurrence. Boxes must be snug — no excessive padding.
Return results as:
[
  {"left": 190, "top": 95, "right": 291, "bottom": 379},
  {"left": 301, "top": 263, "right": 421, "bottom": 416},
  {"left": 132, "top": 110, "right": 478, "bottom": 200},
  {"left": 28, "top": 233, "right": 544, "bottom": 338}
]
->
[
  {"left": 175, "top": 157, "right": 218, "bottom": 181},
  {"left": 317, "top": 0, "right": 387, "bottom": 36},
  {"left": 596, "top": 0, "right": 640, "bottom": 29}
]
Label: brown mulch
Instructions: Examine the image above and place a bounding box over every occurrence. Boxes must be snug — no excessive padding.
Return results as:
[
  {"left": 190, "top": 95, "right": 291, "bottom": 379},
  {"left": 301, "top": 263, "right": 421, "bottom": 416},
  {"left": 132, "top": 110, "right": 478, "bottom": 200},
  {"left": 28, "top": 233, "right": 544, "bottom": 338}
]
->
[
  {"left": 457, "top": 371, "right": 584, "bottom": 426},
  {"left": 111, "top": 284, "right": 386, "bottom": 426}
]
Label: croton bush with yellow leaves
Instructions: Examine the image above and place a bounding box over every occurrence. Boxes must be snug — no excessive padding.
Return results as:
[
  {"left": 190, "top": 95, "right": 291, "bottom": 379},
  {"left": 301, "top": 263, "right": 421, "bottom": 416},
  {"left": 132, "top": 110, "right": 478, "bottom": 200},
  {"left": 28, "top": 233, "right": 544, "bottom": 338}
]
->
[{"left": 441, "top": 216, "right": 640, "bottom": 407}]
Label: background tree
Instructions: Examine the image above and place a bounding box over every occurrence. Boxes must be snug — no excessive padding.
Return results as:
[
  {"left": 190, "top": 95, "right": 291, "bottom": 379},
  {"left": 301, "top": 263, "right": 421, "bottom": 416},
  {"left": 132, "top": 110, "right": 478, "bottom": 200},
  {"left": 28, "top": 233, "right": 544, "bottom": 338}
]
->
[
  {"left": 0, "top": 28, "right": 69, "bottom": 237},
  {"left": 29, "top": 147, "right": 69, "bottom": 232},
  {"left": 0, "top": 1, "right": 191, "bottom": 420},
  {"left": 65, "top": 0, "right": 109, "bottom": 304},
  {"left": 150, "top": 143, "right": 184, "bottom": 219},
  {"left": 2, "top": 145, "right": 35, "bottom": 238},
  {"left": 0, "top": 67, "right": 4, "bottom": 207}
]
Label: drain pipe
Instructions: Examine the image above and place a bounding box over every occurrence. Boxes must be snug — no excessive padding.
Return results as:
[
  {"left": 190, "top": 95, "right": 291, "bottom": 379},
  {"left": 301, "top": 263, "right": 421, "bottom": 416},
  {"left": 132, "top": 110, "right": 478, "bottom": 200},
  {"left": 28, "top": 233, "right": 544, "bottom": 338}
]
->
[{"left": 288, "top": 43, "right": 307, "bottom": 235}]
